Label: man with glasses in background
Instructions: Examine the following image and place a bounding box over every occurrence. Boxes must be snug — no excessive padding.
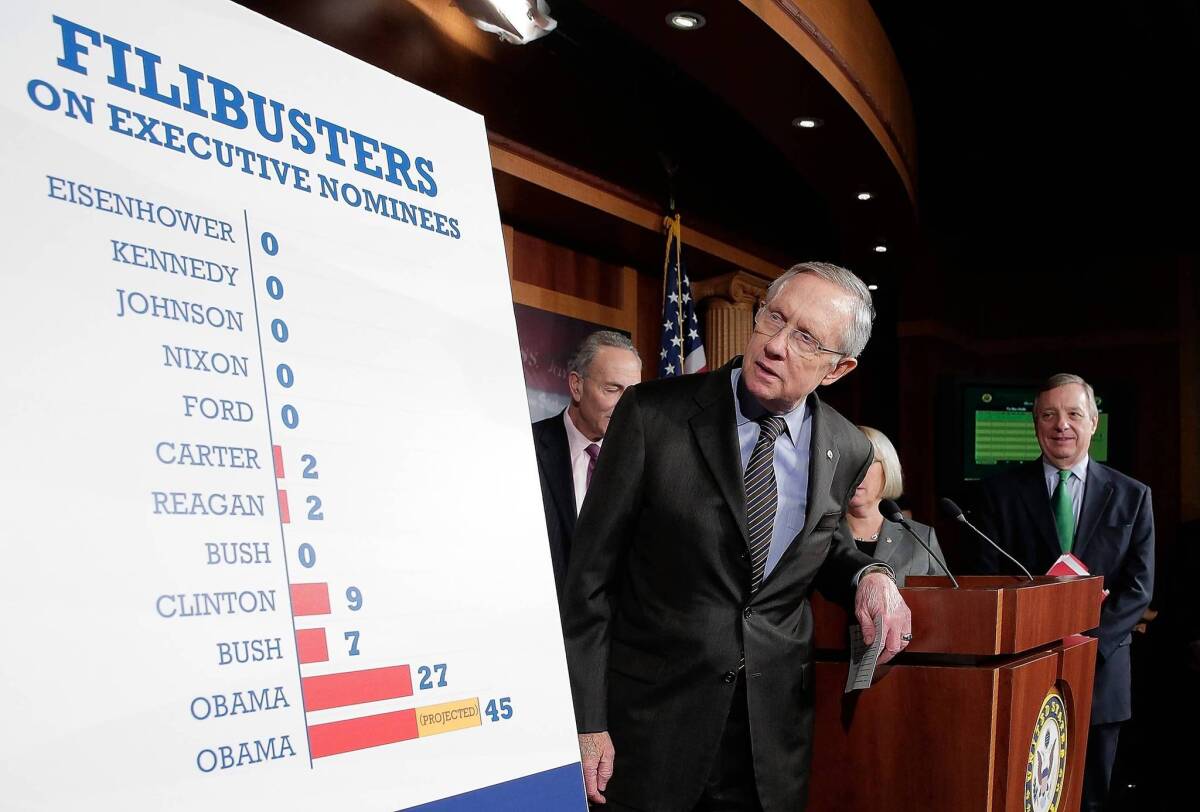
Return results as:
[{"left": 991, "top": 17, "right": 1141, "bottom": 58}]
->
[{"left": 562, "top": 262, "right": 913, "bottom": 811}]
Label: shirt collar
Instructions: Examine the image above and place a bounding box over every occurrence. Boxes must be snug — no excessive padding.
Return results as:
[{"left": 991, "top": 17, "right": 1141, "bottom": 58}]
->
[
  {"left": 563, "top": 407, "right": 598, "bottom": 462},
  {"left": 730, "top": 367, "right": 806, "bottom": 447},
  {"left": 1042, "top": 454, "right": 1089, "bottom": 485}
]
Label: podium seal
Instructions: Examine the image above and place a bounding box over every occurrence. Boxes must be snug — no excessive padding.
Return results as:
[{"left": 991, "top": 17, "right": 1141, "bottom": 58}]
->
[{"left": 1024, "top": 689, "right": 1068, "bottom": 812}]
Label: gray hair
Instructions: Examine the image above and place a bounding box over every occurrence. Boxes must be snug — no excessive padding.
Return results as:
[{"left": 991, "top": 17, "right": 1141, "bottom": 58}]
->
[
  {"left": 1035, "top": 373, "right": 1099, "bottom": 420},
  {"left": 567, "top": 330, "right": 640, "bottom": 377},
  {"left": 858, "top": 426, "right": 904, "bottom": 501},
  {"left": 764, "top": 262, "right": 875, "bottom": 358}
]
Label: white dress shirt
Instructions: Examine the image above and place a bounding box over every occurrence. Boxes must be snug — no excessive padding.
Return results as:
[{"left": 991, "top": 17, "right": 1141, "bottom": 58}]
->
[{"left": 564, "top": 409, "right": 601, "bottom": 515}]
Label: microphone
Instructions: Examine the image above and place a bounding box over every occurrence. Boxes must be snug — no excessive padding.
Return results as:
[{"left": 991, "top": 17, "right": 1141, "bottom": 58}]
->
[
  {"left": 938, "top": 498, "right": 1034, "bottom": 581},
  {"left": 879, "top": 499, "right": 959, "bottom": 588}
]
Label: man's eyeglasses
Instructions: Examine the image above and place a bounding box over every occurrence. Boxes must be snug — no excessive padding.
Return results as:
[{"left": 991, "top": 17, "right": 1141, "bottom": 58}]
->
[{"left": 752, "top": 305, "right": 846, "bottom": 359}]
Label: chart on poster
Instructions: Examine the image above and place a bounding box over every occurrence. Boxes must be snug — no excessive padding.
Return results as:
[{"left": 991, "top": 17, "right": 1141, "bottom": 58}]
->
[{"left": 0, "top": 2, "right": 584, "bottom": 810}]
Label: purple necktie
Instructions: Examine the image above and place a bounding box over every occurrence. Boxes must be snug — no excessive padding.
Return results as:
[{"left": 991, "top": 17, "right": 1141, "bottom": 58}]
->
[{"left": 585, "top": 443, "right": 601, "bottom": 491}]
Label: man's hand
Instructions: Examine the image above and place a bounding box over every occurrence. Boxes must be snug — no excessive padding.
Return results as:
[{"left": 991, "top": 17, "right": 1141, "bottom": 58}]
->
[
  {"left": 578, "top": 731, "right": 615, "bottom": 804},
  {"left": 855, "top": 572, "right": 912, "bottom": 665}
]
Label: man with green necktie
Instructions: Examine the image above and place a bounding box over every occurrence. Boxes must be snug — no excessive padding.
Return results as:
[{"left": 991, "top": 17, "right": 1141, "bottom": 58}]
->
[{"left": 978, "top": 373, "right": 1154, "bottom": 812}]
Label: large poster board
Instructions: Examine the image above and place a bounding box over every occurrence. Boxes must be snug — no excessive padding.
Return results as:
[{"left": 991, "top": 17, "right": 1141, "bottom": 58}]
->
[{"left": 0, "top": 2, "right": 584, "bottom": 809}]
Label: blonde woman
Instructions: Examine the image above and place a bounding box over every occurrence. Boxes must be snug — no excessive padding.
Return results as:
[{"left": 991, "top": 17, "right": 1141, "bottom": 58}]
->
[{"left": 847, "top": 426, "right": 947, "bottom": 586}]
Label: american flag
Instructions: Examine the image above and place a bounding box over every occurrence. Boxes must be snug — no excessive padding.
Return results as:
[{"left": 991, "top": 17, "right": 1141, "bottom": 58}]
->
[{"left": 659, "top": 214, "right": 707, "bottom": 378}]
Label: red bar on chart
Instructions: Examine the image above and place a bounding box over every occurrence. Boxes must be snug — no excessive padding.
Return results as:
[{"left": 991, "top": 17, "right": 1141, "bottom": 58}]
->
[
  {"left": 295, "top": 628, "right": 329, "bottom": 664},
  {"left": 290, "top": 583, "right": 330, "bottom": 616},
  {"left": 308, "top": 708, "right": 418, "bottom": 759},
  {"left": 302, "top": 665, "right": 413, "bottom": 711},
  {"left": 273, "top": 445, "right": 285, "bottom": 478},
  {"left": 278, "top": 490, "right": 291, "bottom": 524}
]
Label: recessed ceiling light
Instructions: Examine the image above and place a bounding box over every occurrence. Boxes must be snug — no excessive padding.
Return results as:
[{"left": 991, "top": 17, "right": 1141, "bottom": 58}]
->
[
  {"left": 792, "top": 117, "right": 823, "bottom": 129},
  {"left": 873, "top": 244, "right": 888, "bottom": 253},
  {"left": 666, "top": 11, "right": 706, "bottom": 30},
  {"left": 868, "top": 284, "right": 879, "bottom": 291},
  {"left": 856, "top": 192, "right": 873, "bottom": 201}
]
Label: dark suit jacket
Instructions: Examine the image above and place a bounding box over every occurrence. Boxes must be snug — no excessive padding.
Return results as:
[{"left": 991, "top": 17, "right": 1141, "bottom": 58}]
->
[
  {"left": 532, "top": 411, "right": 575, "bottom": 600},
  {"left": 978, "top": 459, "right": 1154, "bottom": 724},
  {"left": 561, "top": 359, "right": 877, "bottom": 812},
  {"left": 872, "top": 518, "right": 947, "bottom": 587}
]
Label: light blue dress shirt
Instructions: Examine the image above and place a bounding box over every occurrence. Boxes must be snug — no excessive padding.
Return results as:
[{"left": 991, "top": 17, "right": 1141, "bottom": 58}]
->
[
  {"left": 730, "top": 368, "right": 812, "bottom": 579},
  {"left": 1042, "top": 454, "right": 1089, "bottom": 527}
]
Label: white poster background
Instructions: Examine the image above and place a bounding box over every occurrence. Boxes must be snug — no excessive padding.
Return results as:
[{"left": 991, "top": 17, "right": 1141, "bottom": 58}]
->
[{"left": 0, "top": 2, "right": 583, "bottom": 809}]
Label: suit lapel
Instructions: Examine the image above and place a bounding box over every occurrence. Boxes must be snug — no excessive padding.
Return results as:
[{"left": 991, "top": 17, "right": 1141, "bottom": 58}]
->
[
  {"left": 539, "top": 412, "right": 577, "bottom": 536},
  {"left": 689, "top": 363, "right": 749, "bottom": 547},
  {"left": 1074, "top": 459, "right": 1113, "bottom": 561},
  {"left": 873, "top": 518, "right": 903, "bottom": 567},
  {"left": 800, "top": 395, "right": 838, "bottom": 540},
  {"left": 1018, "top": 460, "right": 1062, "bottom": 563}
]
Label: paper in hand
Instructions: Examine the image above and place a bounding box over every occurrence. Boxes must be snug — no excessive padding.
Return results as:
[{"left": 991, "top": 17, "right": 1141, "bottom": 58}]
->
[{"left": 845, "top": 614, "right": 884, "bottom": 692}]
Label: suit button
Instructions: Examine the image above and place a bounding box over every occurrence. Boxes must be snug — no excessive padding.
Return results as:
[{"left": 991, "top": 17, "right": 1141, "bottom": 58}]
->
[
  {"left": 723, "top": 671, "right": 736, "bottom": 684},
  {"left": 743, "top": 607, "right": 753, "bottom": 619},
  {"left": 739, "top": 551, "right": 747, "bottom": 561}
]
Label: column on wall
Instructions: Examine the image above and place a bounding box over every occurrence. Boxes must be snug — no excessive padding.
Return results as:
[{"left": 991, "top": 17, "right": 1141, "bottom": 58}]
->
[{"left": 692, "top": 271, "right": 770, "bottom": 368}]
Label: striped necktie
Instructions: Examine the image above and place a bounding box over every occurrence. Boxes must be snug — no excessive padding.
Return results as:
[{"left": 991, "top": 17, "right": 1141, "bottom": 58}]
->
[{"left": 745, "top": 415, "right": 788, "bottom": 593}]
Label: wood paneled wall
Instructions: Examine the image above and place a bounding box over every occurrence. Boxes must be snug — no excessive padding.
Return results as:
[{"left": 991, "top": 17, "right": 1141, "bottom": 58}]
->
[{"left": 504, "top": 225, "right": 656, "bottom": 377}]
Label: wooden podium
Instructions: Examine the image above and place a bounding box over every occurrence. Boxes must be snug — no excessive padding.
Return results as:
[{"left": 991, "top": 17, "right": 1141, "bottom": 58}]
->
[{"left": 808, "top": 576, "right": 1103, "bottom": 812}]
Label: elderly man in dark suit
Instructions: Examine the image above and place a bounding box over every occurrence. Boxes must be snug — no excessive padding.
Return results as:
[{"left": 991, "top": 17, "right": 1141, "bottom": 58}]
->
[
  {"left": 979, "top": 373, "right": 1154, "bottom": 812},
  {"left": 562, "top": 263, "right": 913, "bottom": 811},
  {"left": 532, "top": 330, "right": 641, "bottom": 601}
]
